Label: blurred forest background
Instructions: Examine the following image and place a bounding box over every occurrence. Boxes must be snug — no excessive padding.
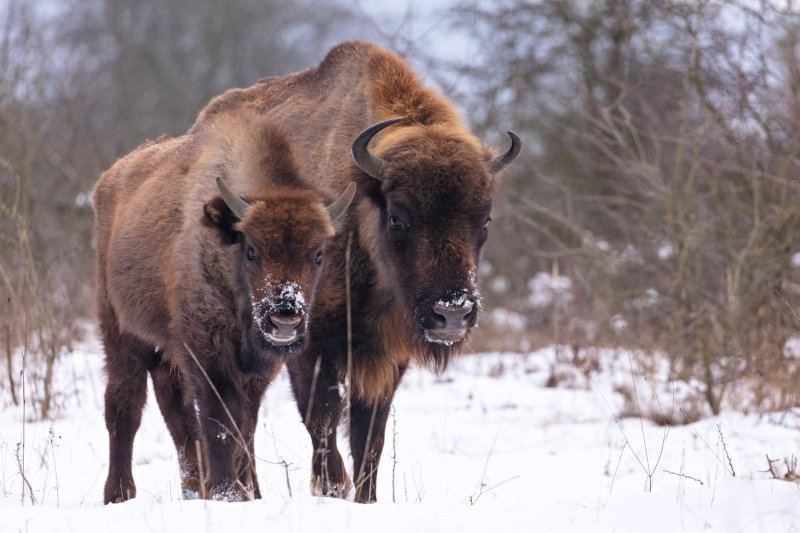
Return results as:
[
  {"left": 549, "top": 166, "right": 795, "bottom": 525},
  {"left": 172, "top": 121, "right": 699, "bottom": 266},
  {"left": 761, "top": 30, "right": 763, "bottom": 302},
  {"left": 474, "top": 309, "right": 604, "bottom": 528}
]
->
[{"left": 2, "top": 0, "right": 800, "bottom": 421}]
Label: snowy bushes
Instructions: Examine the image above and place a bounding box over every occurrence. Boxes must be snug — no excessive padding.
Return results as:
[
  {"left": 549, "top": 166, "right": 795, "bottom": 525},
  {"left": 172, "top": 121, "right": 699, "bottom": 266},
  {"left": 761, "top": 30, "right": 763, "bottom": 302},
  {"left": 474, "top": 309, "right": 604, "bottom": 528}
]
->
[{"left": 461, "top": 0, "right": 800, "bottom": 415}]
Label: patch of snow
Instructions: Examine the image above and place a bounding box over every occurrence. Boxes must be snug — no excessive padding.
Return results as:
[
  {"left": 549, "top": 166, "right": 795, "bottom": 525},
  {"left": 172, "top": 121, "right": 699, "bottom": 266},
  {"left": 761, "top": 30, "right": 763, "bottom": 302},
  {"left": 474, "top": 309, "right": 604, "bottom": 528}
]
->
[
  {"left": 527, "top": 271, "right": 573, "bottom": 308},
  {"left": 489, "top": 275, "right": 509, "bottom": 293},
  {"left": 488, "top": 308, "right": 526, "bottom": 332},
  {"left": 657, "top": 243, "right": 674, "bottom": 261},
  {"left": 611, "top": 314, "right": 628, "bottom": 332},
  {"left": 1, "top": 329, "right": 799, "bottom": 532},
  {"left": 783, "top": 336, "right": 800, "bottom": 359}
]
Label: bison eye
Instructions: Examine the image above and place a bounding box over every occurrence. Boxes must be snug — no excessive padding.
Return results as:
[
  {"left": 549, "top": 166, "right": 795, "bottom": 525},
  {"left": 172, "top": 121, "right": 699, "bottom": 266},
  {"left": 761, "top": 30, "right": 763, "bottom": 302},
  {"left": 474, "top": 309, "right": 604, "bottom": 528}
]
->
[
  {"left": 389, "top": 216, "right": 406, "bottom": 230},
  {"left": 247, "top": 245, "right": 258, "bottom": 261},
  {"left": 313, "top": 249, "right": 323, "bottom": 265}
]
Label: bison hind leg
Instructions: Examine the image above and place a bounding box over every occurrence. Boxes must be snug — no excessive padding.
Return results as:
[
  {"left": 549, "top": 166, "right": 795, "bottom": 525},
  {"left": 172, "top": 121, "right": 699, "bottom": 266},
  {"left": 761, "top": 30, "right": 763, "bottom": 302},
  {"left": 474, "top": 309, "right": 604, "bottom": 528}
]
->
[{"left": 102, "top": 327, "right": 158, "bottom": 504}]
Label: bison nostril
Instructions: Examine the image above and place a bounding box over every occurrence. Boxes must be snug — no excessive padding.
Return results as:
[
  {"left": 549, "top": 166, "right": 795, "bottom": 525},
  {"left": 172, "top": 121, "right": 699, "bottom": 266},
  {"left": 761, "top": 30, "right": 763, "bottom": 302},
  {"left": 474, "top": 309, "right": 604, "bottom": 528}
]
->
[{"left": 431, "top": 300, "right": 474, "bottom": 327}]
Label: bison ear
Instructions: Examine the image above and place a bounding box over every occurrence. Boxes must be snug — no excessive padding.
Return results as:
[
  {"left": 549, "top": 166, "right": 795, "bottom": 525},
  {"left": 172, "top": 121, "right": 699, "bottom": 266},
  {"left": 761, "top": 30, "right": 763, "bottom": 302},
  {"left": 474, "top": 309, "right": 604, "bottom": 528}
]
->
[{"left": 203, "top": 196, "right": 240, "bottom": 245}]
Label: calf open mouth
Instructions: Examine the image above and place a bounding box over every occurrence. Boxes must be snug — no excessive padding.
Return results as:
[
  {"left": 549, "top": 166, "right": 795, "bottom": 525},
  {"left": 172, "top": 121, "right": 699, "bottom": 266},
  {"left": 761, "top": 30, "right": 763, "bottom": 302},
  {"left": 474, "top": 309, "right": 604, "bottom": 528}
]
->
[{"left": 265, "top": 313, "right": 303, "bottom": 345}]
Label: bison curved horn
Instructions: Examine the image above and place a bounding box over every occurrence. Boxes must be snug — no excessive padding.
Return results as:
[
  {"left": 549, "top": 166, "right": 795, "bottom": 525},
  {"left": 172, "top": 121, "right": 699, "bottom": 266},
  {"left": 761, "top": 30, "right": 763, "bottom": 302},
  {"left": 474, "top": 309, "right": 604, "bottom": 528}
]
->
[
  {"left": 351, "top": 117, "right": 404, "bottom": 181},
  {"left": 215, "top": 177, "right": 251, "bottom": 220},
  {"left": 488, "top": 131, "right": 522, "bottom": 175},
  {"left": 326, "top": 181, "right": 357, "bottom": 222}
]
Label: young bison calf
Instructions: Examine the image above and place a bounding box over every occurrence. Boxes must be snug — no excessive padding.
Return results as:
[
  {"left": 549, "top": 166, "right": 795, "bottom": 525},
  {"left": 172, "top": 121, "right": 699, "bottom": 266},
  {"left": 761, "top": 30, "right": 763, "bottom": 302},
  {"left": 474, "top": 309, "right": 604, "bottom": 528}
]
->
[{"left": 93, "top": 116, "right": 355, "bottom": 503}]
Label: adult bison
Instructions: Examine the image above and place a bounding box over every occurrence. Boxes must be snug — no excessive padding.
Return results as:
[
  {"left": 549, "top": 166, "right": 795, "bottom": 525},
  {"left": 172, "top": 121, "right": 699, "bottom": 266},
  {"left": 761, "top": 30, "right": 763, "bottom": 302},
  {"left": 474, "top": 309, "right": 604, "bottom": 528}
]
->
[
  {"left": 190, "top": 41, "right": 520, "bottom": 502},
  {"left": 93, "top": 113, "right": 356, "bottom": 503}
]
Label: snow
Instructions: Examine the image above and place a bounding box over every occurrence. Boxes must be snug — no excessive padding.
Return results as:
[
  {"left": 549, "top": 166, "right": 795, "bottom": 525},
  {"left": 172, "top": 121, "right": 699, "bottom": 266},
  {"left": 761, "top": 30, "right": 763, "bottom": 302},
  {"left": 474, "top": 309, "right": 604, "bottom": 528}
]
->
[
  {"left": 1, "top": 333, "right": 799, "bottom": 532},
  {"left": 528, "top": 271, "right": 573, "bottom": 308}
]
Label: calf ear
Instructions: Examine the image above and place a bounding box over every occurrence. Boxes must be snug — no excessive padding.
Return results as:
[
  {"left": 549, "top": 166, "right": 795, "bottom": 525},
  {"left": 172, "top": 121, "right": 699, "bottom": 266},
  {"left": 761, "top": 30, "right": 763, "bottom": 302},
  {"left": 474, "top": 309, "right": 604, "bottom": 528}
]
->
[{"left": 203, "top": 196, "right": 240, "bottom": 245}]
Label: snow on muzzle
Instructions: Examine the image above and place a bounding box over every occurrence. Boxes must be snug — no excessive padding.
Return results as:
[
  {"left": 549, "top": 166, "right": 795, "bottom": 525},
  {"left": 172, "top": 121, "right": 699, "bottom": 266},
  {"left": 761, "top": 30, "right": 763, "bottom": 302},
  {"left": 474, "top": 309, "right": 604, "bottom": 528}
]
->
[
  {"left": 420, "top": 290, "right": 480, "bottom": 346},
  {"left": 251, "top": 282, "right": 307, "bottom": 346}
]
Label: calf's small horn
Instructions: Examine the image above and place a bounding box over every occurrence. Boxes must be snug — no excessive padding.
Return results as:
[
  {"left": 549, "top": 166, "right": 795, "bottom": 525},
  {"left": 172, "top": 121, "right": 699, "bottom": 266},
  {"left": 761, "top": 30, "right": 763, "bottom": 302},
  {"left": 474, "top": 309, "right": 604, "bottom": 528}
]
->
[
  {"left": 351, "top": 117, "right": 404, "bottom": 181},
  {"left": 215, "top": 177, "right": 251, "bottom": 220},
  {"left": 488, "top": 131, "right": 521, "bottom": 174},
  {"left": 326, "top": 181, "right": 357, "bottom": 222}
]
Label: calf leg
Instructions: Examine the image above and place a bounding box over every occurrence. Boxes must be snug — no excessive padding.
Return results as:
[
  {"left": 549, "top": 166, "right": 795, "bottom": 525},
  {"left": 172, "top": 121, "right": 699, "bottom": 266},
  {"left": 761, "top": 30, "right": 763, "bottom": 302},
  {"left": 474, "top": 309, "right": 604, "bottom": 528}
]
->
[
  {"left": 287, "top": 353, "right": 351, "bottom": 498},
  {"left": 102, "top": 327, "right": 156, "bottom": 504},
  {"left": 234, "top": 374, "right": 272, "bottom": 499},
  {"left": 149, "top": 361, "right": 202, "bottom": 499},
  {"left": 197, "top": 376, "right": 248, "bottom": 501}
]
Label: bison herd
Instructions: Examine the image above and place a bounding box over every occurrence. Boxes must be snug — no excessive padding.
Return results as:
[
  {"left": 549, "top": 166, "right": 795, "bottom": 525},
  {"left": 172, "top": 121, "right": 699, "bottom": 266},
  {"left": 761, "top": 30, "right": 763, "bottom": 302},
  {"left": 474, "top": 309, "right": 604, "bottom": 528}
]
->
[{"left": 93, "top": 41, "right": 520, "bottom": 504}]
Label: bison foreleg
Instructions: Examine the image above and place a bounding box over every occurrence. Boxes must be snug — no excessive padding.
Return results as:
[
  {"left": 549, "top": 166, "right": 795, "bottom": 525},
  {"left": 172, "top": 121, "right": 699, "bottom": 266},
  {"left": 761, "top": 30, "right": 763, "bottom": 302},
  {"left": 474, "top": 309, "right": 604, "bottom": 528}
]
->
[{"left": 349, "top": 363, "right": 406, "bottom": 504}]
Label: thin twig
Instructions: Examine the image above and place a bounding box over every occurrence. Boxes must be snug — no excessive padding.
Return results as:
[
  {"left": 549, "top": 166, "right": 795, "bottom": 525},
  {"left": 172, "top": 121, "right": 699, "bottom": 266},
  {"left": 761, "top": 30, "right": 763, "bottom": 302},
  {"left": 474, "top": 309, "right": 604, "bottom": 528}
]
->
[
  {"left": 682, "top": 409, "right": 733, "bottom": 475},
  {"left": 469, "top": 475, "right": 520, "bottom": 505},
  {"left": 607, "top": 440, "right": 627, "bottom": 498},
  {"left": 391, "top": 405, "right": 397, "bottom": 503},
  {"left": 195, "top": 439, "right": 207, "bottom": 499},
  {"left": 15, "top": 442, "right": 35, "bottom": 504},
  {"left": 304, "top": 355, "right": 322, "bottom": 427},
  {"left": 345, "top": 231, "right": 353, "bottom": 430},
  {"left": 627, "top": 353, "right": 652, "bottom": 491},
  {"left": 717, "top": 424, "right": 736, "bottom": 477},
  {"left": 662, "top": 469, "right": 704, "bottom": 485},
  {"left": 49, "top": 422, "right": 59, "bottom": 507},
  {"left": 469, "top": 432, "right": 500, "bottom": 505},
  {"left": 355, "top": 401, "right": 379, "bottom": 497}
]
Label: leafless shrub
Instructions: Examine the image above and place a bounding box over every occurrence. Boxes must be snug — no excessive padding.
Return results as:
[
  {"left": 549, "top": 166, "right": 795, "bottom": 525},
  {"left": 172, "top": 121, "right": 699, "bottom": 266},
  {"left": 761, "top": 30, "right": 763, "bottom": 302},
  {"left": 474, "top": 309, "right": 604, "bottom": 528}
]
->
[
  {"left": 449, "top": 0, "right": 800, "bottom": 415},
  {"left": 765, "top": 454, "right": 800, "bottom": 483}
]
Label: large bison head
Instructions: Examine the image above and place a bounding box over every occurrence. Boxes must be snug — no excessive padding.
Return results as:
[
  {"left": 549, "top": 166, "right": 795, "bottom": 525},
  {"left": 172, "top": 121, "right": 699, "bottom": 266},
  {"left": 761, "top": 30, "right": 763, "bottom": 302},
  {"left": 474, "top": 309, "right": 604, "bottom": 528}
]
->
[
  {"left": 204, "top": 178, "right": 355, "bottom": 365},
  {"left": 352, "top": 118, "right": 520, "bottom": 360}
]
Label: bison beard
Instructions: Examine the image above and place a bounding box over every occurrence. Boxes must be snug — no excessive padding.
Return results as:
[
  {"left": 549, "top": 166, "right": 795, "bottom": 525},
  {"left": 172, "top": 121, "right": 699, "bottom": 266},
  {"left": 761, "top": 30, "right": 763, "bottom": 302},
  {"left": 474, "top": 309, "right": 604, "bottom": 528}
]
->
[
  {"left": 188, "top": 41, "right": 520, "bottom": 503},
  {"left": 93, "top": 115, "right": 355, "bottom": 503}
]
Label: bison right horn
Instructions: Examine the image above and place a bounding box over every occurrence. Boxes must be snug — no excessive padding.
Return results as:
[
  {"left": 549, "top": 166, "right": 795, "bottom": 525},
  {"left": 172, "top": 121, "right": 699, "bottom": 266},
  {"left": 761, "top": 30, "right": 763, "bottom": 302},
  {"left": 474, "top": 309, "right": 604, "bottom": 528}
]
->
[
  {"left": 326, "top": 181, "right": 357, "bottom": 222},
  {"left": 351, "top": 117, "right": 404, "bottom": 181},
  {"left": 487, "top": 131, "right": 522, "bottom": 174},
  {"left": 215, "top": 177, "right": 252, "bottom": 220}
]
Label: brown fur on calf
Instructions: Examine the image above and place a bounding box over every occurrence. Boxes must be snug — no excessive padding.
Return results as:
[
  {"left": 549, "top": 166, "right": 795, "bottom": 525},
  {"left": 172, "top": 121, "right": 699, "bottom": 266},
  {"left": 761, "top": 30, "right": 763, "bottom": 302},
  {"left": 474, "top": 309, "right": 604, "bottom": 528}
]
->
[
  {"left": 186, "top": 41, "right": 520, "bottom": 503},
  {"left": 94, "top": 114, "right": 352, "bottom": 503}
]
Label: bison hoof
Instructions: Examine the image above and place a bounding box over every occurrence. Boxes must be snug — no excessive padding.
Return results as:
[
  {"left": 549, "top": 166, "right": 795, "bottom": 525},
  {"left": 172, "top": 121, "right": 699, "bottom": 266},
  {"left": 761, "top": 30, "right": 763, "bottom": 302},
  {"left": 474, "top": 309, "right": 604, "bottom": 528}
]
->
[
  {"left": 311, "top": 473, "right": 352, "bottom": 499},
  {"left": 103, "top": 478, "right": 136, "bottom": 504},
  {"left": 209, "top": 482, "right": 248, "bottom": 502}
]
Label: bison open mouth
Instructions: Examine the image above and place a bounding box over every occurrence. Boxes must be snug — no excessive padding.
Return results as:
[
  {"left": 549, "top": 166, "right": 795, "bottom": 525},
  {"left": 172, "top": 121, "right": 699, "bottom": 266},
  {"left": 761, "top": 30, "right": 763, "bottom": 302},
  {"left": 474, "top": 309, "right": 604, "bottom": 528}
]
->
[{"left": 264, "top": 313, "right": 303, "bottom": 345}]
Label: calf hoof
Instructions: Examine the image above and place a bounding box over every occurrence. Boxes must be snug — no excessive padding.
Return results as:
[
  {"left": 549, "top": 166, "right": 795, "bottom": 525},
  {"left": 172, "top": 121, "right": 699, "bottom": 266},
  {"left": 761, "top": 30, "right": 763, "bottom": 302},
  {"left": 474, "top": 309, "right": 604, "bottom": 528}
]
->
[
  {"left": 311, "top": 473, "right": 352, "bottom": 499},
  {"left": 104, "top": 477, "right": 136, "bottom": 504}
]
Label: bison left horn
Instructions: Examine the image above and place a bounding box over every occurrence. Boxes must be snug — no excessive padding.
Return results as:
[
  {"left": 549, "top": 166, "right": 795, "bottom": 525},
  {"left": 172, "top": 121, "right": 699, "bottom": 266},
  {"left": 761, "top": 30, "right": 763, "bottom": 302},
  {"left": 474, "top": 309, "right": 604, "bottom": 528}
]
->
[
  {"left": 351, "top": 117, "right": 404, "bottom": 181},
  {"left": 488, "top": 131, "right": 522, "bottom": 174},
  {"left": 327, "top": 181, "right": 357, "bottom": 222},
  {"left": 215, "top": 177, "right": 252, "bottom": 220}
]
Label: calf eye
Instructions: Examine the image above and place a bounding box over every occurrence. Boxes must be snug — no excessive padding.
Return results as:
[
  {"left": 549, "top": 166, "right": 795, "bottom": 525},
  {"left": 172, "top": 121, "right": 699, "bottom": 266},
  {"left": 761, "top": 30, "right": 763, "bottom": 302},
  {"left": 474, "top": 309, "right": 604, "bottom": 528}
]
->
[
  {"left": 313, "top": 249, "right": 323, "bottom": 265},
  {"left": 247, "top": 246, "right": 258, "bottom": 261}
]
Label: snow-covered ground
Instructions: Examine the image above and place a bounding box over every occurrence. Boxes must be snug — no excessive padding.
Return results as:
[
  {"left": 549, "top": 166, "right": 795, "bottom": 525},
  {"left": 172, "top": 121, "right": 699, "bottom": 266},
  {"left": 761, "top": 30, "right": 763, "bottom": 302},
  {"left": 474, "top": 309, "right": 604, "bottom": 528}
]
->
[{"left": 1, "top": 332, "right": 799, "bottom": 532}]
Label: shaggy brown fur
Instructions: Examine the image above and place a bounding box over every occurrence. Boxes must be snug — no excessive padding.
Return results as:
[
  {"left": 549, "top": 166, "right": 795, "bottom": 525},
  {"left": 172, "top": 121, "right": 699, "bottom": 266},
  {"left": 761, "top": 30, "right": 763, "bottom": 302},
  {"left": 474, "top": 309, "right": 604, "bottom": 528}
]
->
[
  {"left": 94, "top": 113, "right": 350, "bottom": 504},
  {"left": 187, "top": 41, "right": 519, "bottom": 502}
]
